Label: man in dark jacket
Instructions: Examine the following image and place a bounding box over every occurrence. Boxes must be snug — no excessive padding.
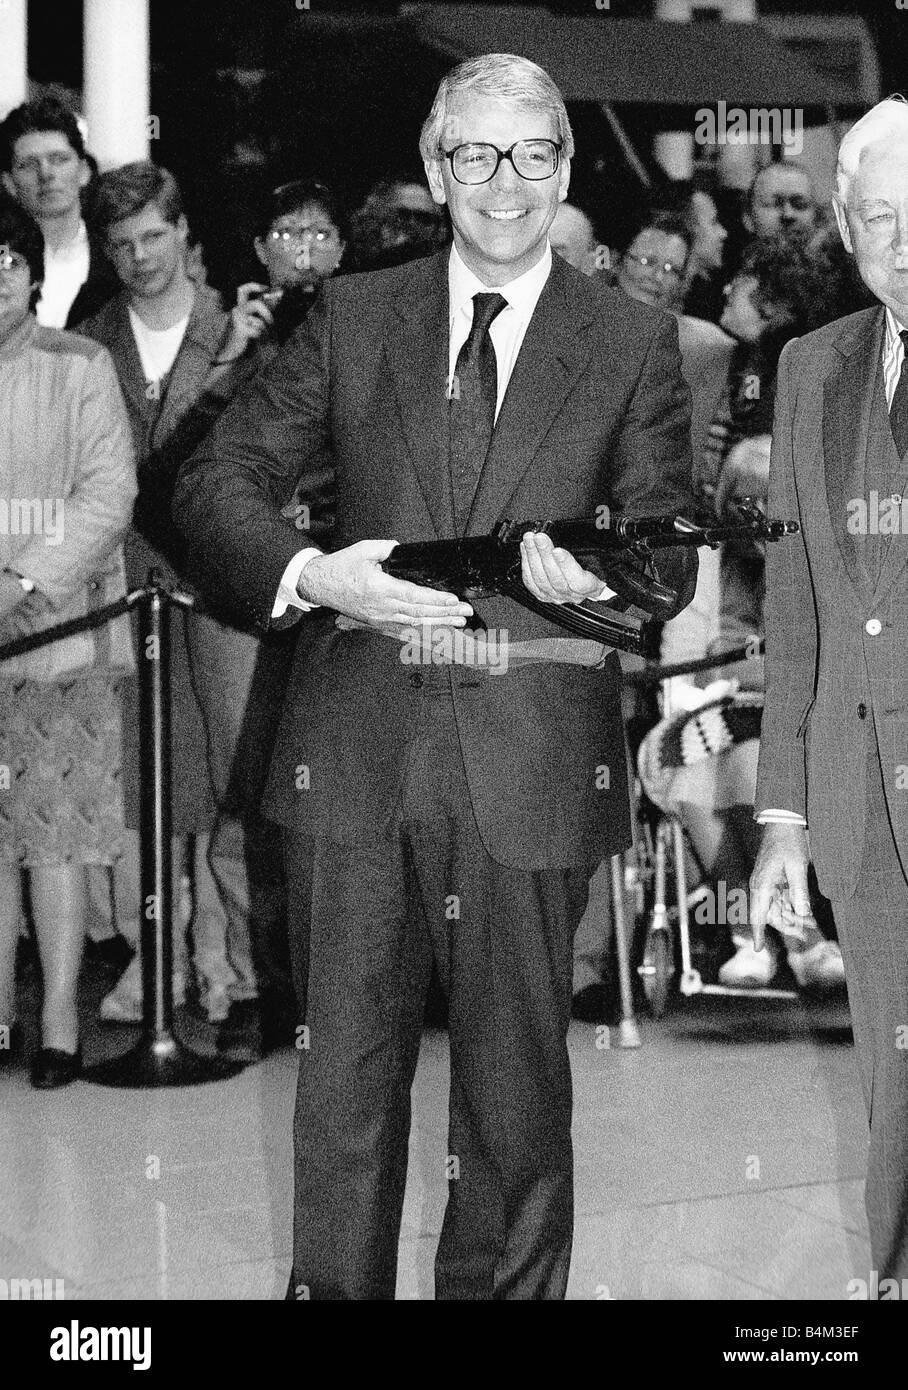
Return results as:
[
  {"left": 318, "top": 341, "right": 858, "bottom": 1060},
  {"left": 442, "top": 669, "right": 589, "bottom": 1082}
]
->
[{"left": 176, "top": 54, "right": 697, "bottom": 1299}]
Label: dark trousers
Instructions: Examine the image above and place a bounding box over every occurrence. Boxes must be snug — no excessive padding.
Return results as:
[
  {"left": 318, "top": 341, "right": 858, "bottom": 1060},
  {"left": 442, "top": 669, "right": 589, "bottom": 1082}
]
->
[
  {"left": 831, "top": 735, "right": 908, "bottom": 1283},
  {"left": 283, "top": 671, "right": 590, "bottom": 1299}
]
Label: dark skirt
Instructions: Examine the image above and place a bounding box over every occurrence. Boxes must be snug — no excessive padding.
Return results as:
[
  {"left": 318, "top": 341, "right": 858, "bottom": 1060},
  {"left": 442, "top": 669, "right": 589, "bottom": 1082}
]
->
[{"left": 0, "top": 669, "right": 128, "bottom": 868}]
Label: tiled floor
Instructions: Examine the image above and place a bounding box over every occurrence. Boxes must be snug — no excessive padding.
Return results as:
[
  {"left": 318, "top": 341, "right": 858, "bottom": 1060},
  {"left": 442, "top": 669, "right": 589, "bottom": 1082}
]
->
[{"left": 0, "top": 988, "right": 870, "bottom": 1301}]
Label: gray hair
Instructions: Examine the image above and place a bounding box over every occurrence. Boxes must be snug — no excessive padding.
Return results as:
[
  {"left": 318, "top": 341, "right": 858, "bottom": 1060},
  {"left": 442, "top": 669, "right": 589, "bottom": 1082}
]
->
[
  {"left": 836, "top": 95, "right": 908, "bottom": 203},
  {"left": 419, "top": 53, "right": 574, "bottom": 164}
]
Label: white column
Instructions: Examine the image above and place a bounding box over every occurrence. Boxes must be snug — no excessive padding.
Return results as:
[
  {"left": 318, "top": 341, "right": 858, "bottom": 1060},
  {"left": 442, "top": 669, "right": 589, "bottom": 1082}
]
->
[
  {"left": 0, "top": 0, "right": 28, "bottom": 120},
  {"left": 83, "top": 0, "right": 150, "bottom": 169}
]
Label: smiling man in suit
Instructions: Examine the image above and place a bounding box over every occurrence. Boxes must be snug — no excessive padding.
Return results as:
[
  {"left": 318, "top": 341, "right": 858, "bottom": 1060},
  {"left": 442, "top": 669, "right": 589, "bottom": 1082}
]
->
[
  {"left": 175, "top": 53, "right": 697, "bottom": 1300},
  {"left": 751, "top": 98, "right": 908, "bottom": 1286}
]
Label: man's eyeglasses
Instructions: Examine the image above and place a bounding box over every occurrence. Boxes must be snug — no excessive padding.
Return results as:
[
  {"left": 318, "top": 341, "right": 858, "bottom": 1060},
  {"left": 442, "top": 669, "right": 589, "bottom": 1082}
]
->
[
  {"left": 623, "top": 251, "right": 686, "bottom": 280},
  {"left": 0, "top": 248, "right": 29, "bottom": 275},
  {"left": 441, "top": 140, "right": 562, "bottom": 186},
  {"left": 267, "top": 226, "right": 335, "bottom": 247}
]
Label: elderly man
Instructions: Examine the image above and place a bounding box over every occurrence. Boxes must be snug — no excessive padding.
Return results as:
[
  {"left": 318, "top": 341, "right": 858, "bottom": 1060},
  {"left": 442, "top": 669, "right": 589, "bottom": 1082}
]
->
[
  {"left": 744, "top": 160, "right": 819, "bottom": 242},
  {"left": 751, "top": 97, "right": 908, "bottom": 1287},
  {"left": 176, "top": 53, "right": 697, "bottom": 1301}
]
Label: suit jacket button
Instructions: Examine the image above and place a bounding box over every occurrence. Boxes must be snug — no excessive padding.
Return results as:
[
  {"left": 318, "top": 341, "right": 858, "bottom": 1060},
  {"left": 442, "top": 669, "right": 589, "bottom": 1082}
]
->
[
  {"left": 865, "top": 618, "right": 882, "bottom": 636},
  {"left": 858, "top": 702, "right": 867, "bottom": 720},
  {"left": 408, "top": 671, "right": 423, "bottom": 689}
]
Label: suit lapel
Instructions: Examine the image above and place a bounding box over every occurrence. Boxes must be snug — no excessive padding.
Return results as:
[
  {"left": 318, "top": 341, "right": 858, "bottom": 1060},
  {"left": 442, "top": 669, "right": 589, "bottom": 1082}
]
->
[
  {"left": 822, "top": 307, "right": 885, "bottom": 599},
  {"left": 103, "top": 296, "right": 152, "bottom": 425},
  {"left": 151, "top": 285, "right": 225, "bottom": 449},
  {"left": 466, "top": 255, "right": 597, "bottom": 535},
  {"left": 383, "top": 252, "right": 455, "bottom": 538}
]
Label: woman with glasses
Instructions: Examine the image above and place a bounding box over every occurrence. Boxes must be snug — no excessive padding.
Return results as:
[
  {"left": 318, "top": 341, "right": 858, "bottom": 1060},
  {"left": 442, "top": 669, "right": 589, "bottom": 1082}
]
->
[
  {"left": 241, "top": 179, "right": 347, "bottom": 342},
  {"left": 0, "top": 194, "right": 136, "bottom": 1086},
  {"left": 616, "top": 210, "right": 735, "bottom": 496}
]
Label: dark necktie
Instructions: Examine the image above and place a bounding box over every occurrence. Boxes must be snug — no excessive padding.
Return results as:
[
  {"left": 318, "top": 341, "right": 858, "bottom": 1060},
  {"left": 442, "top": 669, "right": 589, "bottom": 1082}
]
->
[
  {"left": 449, "top": 291, "right": 508, "bottom": 533},
  {"left": 889, "top": 329, "right": 908, "bottom": 459}
]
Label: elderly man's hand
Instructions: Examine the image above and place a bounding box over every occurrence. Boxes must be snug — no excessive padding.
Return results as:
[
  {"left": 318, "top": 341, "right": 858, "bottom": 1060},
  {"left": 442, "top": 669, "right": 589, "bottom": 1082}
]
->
[
  {"left": 749, "top": 822, "right": 814, "bottom": 951},
  {"left": 520, "top": 531, "right": 605, "bottom": 604},
  {"left": 715, "top": 435, "right": 772, "bottom": 514}
]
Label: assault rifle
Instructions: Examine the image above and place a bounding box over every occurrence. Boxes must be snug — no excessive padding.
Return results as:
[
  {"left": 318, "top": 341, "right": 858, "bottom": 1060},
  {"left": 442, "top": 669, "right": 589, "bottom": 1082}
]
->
[{"left": 381, "top": 501, "right": 798, "bottom": 657}]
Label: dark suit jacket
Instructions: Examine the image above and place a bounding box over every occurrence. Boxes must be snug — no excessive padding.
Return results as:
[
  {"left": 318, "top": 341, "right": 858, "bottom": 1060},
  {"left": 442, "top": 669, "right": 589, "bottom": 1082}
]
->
[
  {"left": 65, "top": 234, "right": 119, "bottom": 329},
  {"left": 174, "top": 249, "right": 697, "bottom": 870},
  {"left": 80, "top": 283, "right": 237, "bottom": 583},
  {"left": 80, "top": 282, "right": 242, "bottom": 832},
  {"left": 755, "top": 306, "right": 908, "bottom": 899}
]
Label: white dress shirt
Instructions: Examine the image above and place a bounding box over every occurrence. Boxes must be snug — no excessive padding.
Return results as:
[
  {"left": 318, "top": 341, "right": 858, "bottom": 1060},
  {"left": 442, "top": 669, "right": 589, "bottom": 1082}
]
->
[
  {"left": 447, "top": 239, "right": 551, "bottom": 422},
  {"left": 35, "top": 220, "right": 91, "bottom": 329},
  {"left": 759, "top": 306, "right": 907, "bottom": 828}
]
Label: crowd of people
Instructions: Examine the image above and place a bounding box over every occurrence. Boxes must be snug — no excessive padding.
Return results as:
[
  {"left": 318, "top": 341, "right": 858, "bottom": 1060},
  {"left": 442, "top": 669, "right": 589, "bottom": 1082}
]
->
[{"left": 0, "top": 89, "right": 865, "bottom": 1087}]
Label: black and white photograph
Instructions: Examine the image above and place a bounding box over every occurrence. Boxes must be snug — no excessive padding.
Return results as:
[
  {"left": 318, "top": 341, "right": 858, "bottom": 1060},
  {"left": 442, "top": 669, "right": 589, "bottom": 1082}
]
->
[{"left": 0, "top": 0, "right": 907, "bottom": 1348}]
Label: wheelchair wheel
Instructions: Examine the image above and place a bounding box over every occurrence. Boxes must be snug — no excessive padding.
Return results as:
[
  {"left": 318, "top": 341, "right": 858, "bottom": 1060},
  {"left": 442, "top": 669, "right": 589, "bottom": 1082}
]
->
[{"left": 640, "top": 926, "right": 673, "bottom": 1018}]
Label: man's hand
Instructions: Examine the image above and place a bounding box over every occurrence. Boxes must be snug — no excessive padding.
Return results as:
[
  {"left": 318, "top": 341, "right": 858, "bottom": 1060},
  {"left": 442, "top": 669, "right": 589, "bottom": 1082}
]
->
[
  {"left": 749, "top": 822, "right": 814, "bottom": 950},
  {"left": 218, "top": 283, "right": 275, "bottom": 362},
  {"left": 715, "top": 435, "right": 772, "bottom": 514},
  {"left": 520, "top": 531, "right": 605, "bottom": 604},
  {"left": 298, "top": 540, "right": 474, "bottom": 627}
]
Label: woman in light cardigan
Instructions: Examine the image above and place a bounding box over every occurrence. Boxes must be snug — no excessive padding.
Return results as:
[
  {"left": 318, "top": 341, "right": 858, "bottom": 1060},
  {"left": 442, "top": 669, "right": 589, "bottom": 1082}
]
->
[{"left": 0, "top": 195, "right": 136, "bottom": 1087}]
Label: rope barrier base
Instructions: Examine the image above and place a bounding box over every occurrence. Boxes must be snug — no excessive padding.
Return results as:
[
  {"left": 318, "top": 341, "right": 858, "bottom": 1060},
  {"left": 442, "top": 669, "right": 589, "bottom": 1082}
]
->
[{"left": 84, "top": 1034, "right": 244, "bottom": 1088}]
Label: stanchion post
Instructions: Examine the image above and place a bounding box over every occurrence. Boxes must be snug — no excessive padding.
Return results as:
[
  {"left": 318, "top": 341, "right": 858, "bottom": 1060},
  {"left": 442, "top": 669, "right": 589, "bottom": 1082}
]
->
[
  {"left": 610, "top": 854, "right": 641, "bottom": 1049},
  {"left": 85, "top": 571, "right": 244, "bottom": 1087},
  {"left": 140, "top": 583, "right": 174, "bottom": 1043}
]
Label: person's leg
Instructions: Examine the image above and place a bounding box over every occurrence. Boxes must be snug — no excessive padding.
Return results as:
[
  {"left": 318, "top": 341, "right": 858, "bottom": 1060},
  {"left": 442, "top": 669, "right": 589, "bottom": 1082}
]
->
[
  {"left": 427, "top": 846, "right": 586, "bottom": 1301},
  {"left": 283, "top": 825, "right": 432, "bottom": 1300},
  {"left": 84, "top": 865, "right": 116, "bottom": 941},
  {"left": 830, "top": 745, "right": 908, "bottom": 1282},
  {"left": 189, "top": 832, "right": 242, "bottom": 1018},
  {"left": 406, "top": 691, "right": 585, "bottom": 1301},
  {"left": 0, "top": 862, "right": 23, "bottom": 1038},
  {"left": 431, "top": 843, "right": 586, "bottom": 1301},
  {"left": 30, "top": 864, "right": 87, "bottom": 1053},
  {"left": 99, "top": 831, "right": 190, "bottom": 1021},
  {"left": 572, "top": 859, "right": 612, "bottom": 995},
  {"left": 185, "top": 615, "right": 261, "bottom": 1000}
]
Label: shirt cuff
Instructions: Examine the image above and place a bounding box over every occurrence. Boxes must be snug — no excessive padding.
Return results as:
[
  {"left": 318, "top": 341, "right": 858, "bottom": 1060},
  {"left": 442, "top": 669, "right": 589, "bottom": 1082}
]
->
[
  {"left": 756, "top": 809, "right": 808, "bottom": 827},
  {"left": 589, "top": 581, "right": 617, "bottom": 602},
  {"left": 271, "top": 548, "right": 323, "bottom": 619}
]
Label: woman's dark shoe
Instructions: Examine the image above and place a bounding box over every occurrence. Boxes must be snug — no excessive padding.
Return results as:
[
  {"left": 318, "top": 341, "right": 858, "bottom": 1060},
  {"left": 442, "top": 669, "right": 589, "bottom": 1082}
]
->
[
  {"left": 30, "top": 1045, "right": 82, "bottom": 1089},
  {"left": 87, "top": 933, "right": 135, "bottom": 973}
]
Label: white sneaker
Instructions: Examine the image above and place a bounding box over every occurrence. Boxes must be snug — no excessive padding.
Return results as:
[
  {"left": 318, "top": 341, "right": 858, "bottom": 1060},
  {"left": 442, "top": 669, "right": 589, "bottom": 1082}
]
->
[
  {"left": 718, "top": 939, "right": 779, "bottom": 988},
  {"left": 788, "top": 941, "right": 846, "bottom": 992}
]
